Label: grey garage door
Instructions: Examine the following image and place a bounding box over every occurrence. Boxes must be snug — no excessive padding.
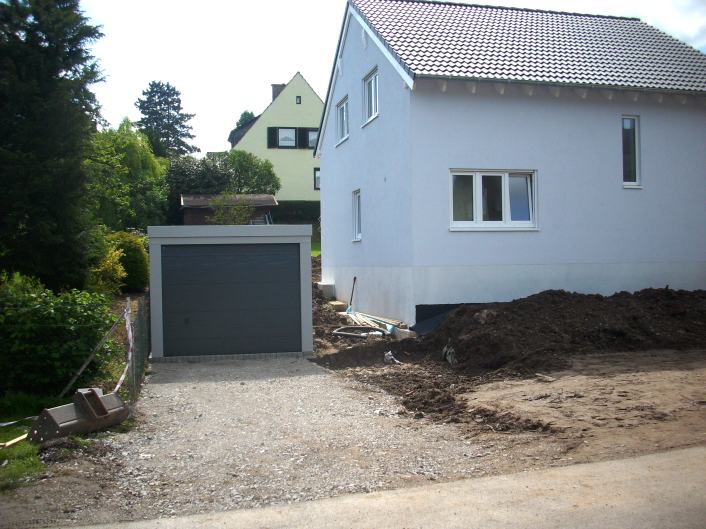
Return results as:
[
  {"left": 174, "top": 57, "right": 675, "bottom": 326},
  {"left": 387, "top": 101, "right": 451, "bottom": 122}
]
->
[{"left": 161, "top": 243, "right": 301, "bottom": 356}]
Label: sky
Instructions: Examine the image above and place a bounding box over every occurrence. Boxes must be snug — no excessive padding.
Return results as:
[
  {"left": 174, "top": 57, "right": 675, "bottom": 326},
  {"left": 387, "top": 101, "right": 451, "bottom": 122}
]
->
[{"left": 81, "top": 0, "right": 706, "bottom": 155}]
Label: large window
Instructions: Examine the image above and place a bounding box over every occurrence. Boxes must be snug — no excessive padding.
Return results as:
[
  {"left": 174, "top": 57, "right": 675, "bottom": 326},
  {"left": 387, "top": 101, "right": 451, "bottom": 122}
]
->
[
  {"left": 450, "top": 170, "right": 536, "bottom": 230},
  {"left": 314, "top": 168, "right": 320, "bottom": 190},
  {"left": 336, "top": 97, "right": 349, "bottom": 143},
  {"left": 622, "top": 115, "right": 640, "bottom": 185},
  {"left": 277, "top": 128, "right": 296, "bottom": 148},
  {"left": 363, "top": 68, "right": 379, "bottom": 122},
  {"left": 352, "top": 189, "right": 361, "bottom": 241}
]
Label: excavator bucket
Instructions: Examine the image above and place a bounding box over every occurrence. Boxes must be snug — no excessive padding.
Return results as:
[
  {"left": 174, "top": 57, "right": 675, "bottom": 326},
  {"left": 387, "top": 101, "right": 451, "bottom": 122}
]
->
[{"left": 28, "top": 388, "right": 129, "bottom": 444}]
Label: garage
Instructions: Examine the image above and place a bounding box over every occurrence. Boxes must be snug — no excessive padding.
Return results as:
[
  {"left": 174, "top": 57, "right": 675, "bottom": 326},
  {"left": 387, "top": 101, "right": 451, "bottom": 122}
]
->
[{"left": 148, "top": 225, "right": 312, "bottom": 359}]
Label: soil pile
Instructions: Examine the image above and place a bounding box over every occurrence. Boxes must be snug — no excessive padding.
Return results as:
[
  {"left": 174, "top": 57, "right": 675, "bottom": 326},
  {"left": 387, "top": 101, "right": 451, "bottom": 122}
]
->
[{"left": 426, "top": 288, "right": 706, "bottom": 374}]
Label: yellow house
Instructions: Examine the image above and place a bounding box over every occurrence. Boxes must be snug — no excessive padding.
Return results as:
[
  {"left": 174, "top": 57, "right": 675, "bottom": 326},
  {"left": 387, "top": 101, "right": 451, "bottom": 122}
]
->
[{"left": 228, "top": 73, "right": 323, "bottom": 215}]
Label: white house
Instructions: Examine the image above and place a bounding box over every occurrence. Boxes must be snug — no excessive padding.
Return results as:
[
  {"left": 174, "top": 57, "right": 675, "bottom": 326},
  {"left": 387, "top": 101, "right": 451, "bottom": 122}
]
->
[{"left": 315, "top": 0, "right": 706, "bottom": 326}]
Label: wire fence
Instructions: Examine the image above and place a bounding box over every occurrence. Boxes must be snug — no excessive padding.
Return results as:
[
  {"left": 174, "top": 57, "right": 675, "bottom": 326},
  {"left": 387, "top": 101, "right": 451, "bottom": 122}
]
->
[{"left": 128, "top": 294, "right": 150, "bottom": 404}]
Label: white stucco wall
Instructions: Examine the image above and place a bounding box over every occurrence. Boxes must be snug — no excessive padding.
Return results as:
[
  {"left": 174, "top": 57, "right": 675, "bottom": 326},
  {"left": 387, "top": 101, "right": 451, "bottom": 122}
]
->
[
  {"left": 408, "top": 80, "right": 706, "bottom": 316},
  {"left": 320, "top": 14, "right": 706, "bottom": 325},
  {"left": 319, "top": 14, "right": 414, "bottom": 321}
]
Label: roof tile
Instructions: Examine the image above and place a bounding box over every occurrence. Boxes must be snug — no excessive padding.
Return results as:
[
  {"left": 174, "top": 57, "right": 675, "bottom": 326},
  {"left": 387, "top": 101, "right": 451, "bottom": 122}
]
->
[{"left": 352, "top": 0, "right": 706, "bottom": 92}]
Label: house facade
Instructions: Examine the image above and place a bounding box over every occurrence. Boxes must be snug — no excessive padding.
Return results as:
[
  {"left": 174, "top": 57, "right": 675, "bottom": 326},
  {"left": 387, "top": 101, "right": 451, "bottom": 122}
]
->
[
  {"left": 316, "top": 0, "right": 706, "bottom": 325},
  {"left": 228, "top": 72, "right": 323, "bottom": 215}
]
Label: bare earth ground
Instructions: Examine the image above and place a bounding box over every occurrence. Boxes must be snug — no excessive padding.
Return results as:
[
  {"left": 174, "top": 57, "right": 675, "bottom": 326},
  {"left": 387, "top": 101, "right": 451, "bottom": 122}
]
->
[
  {"left": 2, "top": 350, "right": 705, "bottom": 528},
  {"left": 0, "top": 358, "right": 559, "bottom": 529}
]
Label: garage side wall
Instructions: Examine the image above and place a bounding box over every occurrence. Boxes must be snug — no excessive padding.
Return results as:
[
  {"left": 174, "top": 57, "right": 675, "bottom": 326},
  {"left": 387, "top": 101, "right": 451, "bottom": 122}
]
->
[{"left": 148, "top": 226, "right": 313, "bottom": 359}]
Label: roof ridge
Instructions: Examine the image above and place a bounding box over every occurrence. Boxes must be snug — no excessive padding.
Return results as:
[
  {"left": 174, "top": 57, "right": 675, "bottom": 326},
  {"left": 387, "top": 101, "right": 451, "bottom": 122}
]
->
[{"left": 356, "top": 0, "right": 641, "bottom": 22}]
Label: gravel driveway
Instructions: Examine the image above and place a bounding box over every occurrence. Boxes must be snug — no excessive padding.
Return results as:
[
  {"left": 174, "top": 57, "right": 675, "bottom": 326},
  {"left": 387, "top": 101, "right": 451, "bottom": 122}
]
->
[{"left": 103, "top": 356, "right": 486, "bottom": 521}]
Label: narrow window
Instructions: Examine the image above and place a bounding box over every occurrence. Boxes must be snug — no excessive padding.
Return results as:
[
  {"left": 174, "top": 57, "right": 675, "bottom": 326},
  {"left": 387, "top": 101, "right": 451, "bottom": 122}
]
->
[
  {"left": 314, "top": 168, "right": 320, "bottom": 190},
  {"left": 509, "top": 173, "right": 532, "bottom": 221},
  {"left": 277, "top": 127, "right": 296, "bottom": 148},
  {"left": 352, "top": 189, "right": 361, "bottom": 241},
  {"left": 308, "top": 129, "right": 319, "bottom": 149},
  {"left": 622, "top": 116, "right": 639, "bottom": 184},
  {"left": 364, "top": 68, "right": 379, "bottom": 122},
  {"left": 296, "top": 95, "right": 301, "bottom": 104},
  {"left": 482, "top": 174, "right": 503, "bottom": 221},
  {"left": 336, "top": 97, "right": 349, "bottom": 142},
  {"left": 452, "top": 173, "right": 474, "bottom": 221}
]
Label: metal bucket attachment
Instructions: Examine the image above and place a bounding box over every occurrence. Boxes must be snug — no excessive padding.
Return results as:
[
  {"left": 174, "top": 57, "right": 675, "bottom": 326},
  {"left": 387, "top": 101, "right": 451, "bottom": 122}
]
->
[{"left": 28, "top": 388, "right": 129, "bottom": 444}]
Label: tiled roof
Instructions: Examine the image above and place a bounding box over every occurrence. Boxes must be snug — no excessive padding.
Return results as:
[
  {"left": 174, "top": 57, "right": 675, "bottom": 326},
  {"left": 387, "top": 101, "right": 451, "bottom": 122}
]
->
[
  {"left": 352, "top": 0, "right": 706, "bottom": 93},
  {"left": 227, "top": 115, "right": 259, "bottom": 148}
]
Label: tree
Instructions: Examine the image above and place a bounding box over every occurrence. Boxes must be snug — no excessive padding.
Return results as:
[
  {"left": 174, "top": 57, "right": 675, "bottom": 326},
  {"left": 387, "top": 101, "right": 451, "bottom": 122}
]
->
[
  {"left": 165, "top": 151, "right": 280, "bottom": 223},
  {"left": 207, "top": 194, "right": 255, "bottom": 225},
  {"left": 84, "top": 119, "right": 168, "bottom": 230},
  {"left": 135, "top": 81, "right": 198, "bottom": 156},
  {"left": 235, "top": 110, "right": 255, "bottom": 129},
  {"left": 0, "top": 0, "right": 103, "bottom": 290}
]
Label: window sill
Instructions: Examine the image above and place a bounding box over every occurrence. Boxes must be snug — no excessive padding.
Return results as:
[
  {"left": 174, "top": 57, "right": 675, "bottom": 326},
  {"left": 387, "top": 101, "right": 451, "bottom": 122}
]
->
[
  {"left": 352, "top": 238, "right": 362, "bottom": 243},
  {"left": 623, "top": 184, "right": 643, "bottom": 190},
  {"left": 361, "top": 114, "right": 379, "bottom": 129},
  {"left": 335, "top": 135, "right": 349, "bottom": 148},
  {"left": 449, "top": 226, "right": 539, "bottom": 232}
]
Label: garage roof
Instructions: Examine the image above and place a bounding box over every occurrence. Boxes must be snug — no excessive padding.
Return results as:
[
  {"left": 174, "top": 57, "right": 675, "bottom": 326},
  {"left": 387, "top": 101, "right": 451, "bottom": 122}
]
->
[{"left": 351, "top": 0, "right": 706, "bottom": 93}]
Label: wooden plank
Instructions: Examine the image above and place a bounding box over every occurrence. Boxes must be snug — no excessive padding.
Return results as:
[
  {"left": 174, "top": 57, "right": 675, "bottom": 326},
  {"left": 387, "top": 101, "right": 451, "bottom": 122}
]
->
[{"left": 0, "top": 434, "right": 28, "bottom": 449}]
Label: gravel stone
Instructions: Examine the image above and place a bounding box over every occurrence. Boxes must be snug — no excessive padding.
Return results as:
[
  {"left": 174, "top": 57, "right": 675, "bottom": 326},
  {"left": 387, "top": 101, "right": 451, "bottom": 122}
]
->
[{"left": 105, "top": 357, "right": 481, "bottom": 520}]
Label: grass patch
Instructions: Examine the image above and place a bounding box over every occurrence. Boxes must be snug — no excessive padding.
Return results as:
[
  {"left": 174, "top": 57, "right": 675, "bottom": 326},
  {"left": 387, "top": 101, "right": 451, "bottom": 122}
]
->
[
  {"left": 0, "top": 437, "right": 42, "bottom": 491},
  {"left": 0, "top": 393, "right": 69, "bottom": 492},
  {"left": 311, "top": 239, "right": 321, "bottom": 257},
  {"left": 0, "top": 424, "right": 41, "bottom": 492}
]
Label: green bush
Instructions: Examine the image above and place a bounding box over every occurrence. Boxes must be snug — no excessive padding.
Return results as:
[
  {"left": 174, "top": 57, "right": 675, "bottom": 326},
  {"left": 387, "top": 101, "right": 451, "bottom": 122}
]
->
[
  {"left": 108, "top": 231, "right": 149, "bottom": 292},
  {"left": 85, "top": 246, "right": 126, "bottom": 295},
  {"left": 0, "top": 272, "right": 117, "bottom": 396}
]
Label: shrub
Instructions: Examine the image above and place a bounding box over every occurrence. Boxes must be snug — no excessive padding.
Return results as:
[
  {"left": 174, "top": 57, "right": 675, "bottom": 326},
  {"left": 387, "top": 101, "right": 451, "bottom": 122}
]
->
[
  {"left": 108, "top": 231, "right": 149, "bottom": 292},
  {"left": 0, "top": 272, "right": 117, "bottom": 396},
  {"left": 85, "top": 246, "right": 126, "bottom": 295}
]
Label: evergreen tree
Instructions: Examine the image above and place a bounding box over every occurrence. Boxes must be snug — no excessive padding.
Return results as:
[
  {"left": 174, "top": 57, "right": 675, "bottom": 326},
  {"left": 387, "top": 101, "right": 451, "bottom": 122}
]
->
[
  {"left": 135, "top": 81, "right": 199, "bottom": 156},
  {"left": 235, "top": 110, "right": 255, "bottom": 129},
  {"left": 0, "top": 0, "right": 103, "bottom": 290}
]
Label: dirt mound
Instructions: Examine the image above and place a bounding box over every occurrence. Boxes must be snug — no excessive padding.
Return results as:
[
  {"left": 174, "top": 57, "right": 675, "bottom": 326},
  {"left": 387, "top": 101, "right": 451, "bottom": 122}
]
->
[{"left": 427, "top": 288, "right": 706, "bottom": 374}]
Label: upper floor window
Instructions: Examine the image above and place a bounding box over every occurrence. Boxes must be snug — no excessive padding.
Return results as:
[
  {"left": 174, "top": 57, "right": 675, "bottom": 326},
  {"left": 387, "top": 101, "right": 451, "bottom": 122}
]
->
[
  {"left": 314, "top": 168, "right": 320, "bottom": 190},
  {"left": 308, "top": 129, "right": 319, "bottom": 148},
  {"left": 336, "top": 97, "right": 349, "bottom": 143},
  {"left": 267, "top": 127, "right": 318, "bottom": 149},
  {"left": 450, "top": 170, "right": 536, "bottom": 230},
  {"left": 296, "top": 96, "right": 301, "bottom": 104},
  {"left": 622, "top": 115, "right": 640, "bottom": 186},
  {"left": 363, "top": 68, "right": 379, "bottom": 122},
  {"left": 277, "top": 128, "right": 296, "bottom": 148}
]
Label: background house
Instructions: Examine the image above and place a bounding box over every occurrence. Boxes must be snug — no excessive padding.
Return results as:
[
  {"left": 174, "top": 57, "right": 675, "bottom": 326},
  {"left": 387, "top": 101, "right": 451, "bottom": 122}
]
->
[
  {"left": 228, "top": 72, "right": 323, "bottom": 224},
  {"left": 316, "top": 0, "right": 706, "bottom": 325}
]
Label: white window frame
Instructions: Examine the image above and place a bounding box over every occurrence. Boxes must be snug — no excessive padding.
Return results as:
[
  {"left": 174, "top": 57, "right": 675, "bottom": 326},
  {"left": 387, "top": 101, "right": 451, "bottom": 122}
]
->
[
  {"left": 621, "top": 115, "right": 641, "bottom": 188},
  {"left": 352, "top": 189, "right": 362, "bottom": 241},
  {"left": 314, "top": 168, "right": 320, "bottom": 190},
  {"left": 336, "top": 97, "right": 349, "bottom": 145},
  {"left": 449, "top": 169, "right": 538, "bottom": 231},
  {"left": 363, "top": 67, "right": 379, "bottom": 125}
]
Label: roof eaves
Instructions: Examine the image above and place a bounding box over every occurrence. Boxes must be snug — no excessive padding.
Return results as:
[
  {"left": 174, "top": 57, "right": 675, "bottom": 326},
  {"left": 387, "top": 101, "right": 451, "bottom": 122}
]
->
[
  {"left": 415, "top": 74, "right": 706, "bottom": 96},
  {"left": 349, "top": 0, "right": 417, "bottom": 81}
]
